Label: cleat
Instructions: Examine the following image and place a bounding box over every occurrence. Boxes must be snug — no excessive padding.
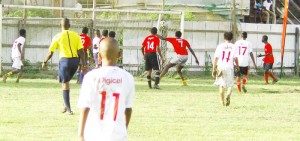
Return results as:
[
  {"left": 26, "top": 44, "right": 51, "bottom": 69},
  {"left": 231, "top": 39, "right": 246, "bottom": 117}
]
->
[
  {"left": 61, "top": 107, "right": 67, "bottom": 113},
  {"left": 154, "top": 85, "right": 160, "bottom": 89},
  {"left": 67, "top": 111, "right": 74, "bottom": 115},
  {"left": 272, "top": 79, "right": 278, "bottom": 84},
  {"left": 182, "top": 80, "right": 187, "bottom": 86},
  {"left": 242, "top": 86, "right": 247, "bottom": 93},
  {"left": 3, "top": 75, "right": 7, "bottom": 83},
  {"left": 225, "top": 96, "right": 230, "bottom": 106}
]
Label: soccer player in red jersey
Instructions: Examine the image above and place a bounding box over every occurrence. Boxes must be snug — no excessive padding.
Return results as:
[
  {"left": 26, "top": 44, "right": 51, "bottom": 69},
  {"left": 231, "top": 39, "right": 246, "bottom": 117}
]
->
[
  {"left": 258, "top": 35, "right": 278, "bottom": 84},
  {"left": 78, "top": 27, "right": 92, "bottom": 84},
  {"left": 156, "top": 31, "right": 199, "bottom": 86},
  {"left": 141, "top": 27, "right": 165, "bottom": 89}
]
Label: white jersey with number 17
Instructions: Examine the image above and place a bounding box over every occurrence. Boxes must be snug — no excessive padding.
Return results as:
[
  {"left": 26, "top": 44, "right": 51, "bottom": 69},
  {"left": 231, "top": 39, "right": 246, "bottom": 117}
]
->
[
  {"left": 235, "top": 39, "right": 253, "bottom": 67},
  {"left": 78, "top": 66, "right": 135, "bottom": 141},
  {"left": 214, "top": 42, "right": 238, "bottom": 70}
]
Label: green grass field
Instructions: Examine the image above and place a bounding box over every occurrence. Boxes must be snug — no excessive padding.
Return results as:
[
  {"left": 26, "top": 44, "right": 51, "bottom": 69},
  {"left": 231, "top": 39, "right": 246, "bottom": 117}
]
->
[{"left": 0, "top": 76, "right": 300, "bottom": 141}]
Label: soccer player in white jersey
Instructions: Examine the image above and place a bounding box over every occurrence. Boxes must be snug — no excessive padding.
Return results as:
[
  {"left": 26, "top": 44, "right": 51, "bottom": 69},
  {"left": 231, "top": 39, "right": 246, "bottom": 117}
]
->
[
  {"left": 212, "top": 32, "right": 240, "bottom": 106},
  {"left": 234, "top": 32, "right": 257, "bottom": 93},
  {"left": 3, "top": 29, "right": 26, "bottom": 83},
  {"left": 78, "top": 38, "right": 135, "bottom": 141}
]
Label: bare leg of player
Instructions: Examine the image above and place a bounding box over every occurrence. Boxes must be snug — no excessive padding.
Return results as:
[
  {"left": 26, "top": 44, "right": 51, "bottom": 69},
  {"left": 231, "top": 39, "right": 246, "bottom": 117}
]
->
[
  {"left": 3, "top": 68, "right": 21, "bottom": 83},
  {"left": 176, "top": 65, "right": 187, "bottom": 86},
  {"left": 225, "top": 87, "right": 233, "bottom": 106},
  {"left": 16, "top": 66, "right": 24, "bottom": 83},
  {"left": 219, "top": 87, "right": 225, "bottom": 106},
  {"left": 160, "top": 63, "right": 176, "bottom": 79}
]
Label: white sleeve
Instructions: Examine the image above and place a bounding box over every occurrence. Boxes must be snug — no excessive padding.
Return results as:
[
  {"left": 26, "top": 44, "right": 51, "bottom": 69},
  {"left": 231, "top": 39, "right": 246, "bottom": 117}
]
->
[
  {"left": 125, "top": 74, "right": 135, "bottom": 108},
  {"left": 78, "top": 73, "right": 94, "bottom": 108}
]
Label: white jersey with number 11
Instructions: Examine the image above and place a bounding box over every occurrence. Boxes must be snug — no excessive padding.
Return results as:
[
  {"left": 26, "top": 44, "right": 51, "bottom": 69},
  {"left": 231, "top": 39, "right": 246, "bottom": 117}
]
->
[
  {"left": 78, "top": 66, "right": 135, "bottom": 141},
  {"left": 214, "top": 42, "right": 238, "bottom": 70}
]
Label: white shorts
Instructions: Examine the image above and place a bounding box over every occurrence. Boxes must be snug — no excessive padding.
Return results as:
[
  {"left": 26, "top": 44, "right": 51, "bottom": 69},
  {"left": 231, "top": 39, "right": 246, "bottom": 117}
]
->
[
  {"left": 214, "top": 67, "right": 234, "bottom": 88},
  {"left": 170, "top": 55, "right": 188, "bottom": 66},
  {"left": 12, "top": 57, "right": 23, "bottom": 69}
]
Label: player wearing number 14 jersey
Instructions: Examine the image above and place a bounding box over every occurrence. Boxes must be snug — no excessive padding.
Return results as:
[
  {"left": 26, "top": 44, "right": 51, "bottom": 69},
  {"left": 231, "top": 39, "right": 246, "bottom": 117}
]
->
[
  {"left": 212, "top": 32, "right": 239, "bottom": 106},
  {"left": 141, "top": 27, "right": 165, "bottom": 89},
  {"left": 234, "top": 32, "right": 257, "bottom": 93},
  {"left": 78, "top": 38, "right": 135, "bottom": 141}
]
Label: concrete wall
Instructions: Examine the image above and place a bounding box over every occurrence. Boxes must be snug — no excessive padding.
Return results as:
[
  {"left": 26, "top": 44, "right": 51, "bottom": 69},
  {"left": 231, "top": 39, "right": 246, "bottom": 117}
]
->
[{"left": 1, "top": 19, "right": 299, "bottom": 73}]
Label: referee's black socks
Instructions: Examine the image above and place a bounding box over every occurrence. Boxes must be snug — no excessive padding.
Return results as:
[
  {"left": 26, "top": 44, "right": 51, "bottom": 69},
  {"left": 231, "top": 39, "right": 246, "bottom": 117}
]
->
[
  {"left": 63, "top": 90, "right": 71, "bottom": 112},
  {"left": 147, "top": 75, "right": 152, "bottom": 88}
]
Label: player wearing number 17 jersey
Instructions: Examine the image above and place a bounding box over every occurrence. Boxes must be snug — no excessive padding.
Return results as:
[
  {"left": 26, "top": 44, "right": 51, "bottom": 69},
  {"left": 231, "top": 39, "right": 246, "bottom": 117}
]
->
[
  {"left": 234, "top": 32, "right": 257, "bottom": 93},
  {"left": 141, "top": 27, "right": 165, "bottom": 89},
  {"left": 212, "top": 32, "right": 239, "bottom": 106},
  {"left": 78, "top": 38, "right": 134, "bottom": 141}
]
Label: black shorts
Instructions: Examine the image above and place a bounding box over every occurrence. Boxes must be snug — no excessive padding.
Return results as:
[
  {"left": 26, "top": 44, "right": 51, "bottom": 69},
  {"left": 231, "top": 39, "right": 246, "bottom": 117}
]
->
[
  {"left": 263, "top": 63, "right": 273, "bottom": 71},
  {"left": 235, "top": 66, "right": 249, "bottom": 77},
  {"left": 58, "top": 58, "right": 79, "bottom": 83},
  {"left": 145, "top": 52, "right": 159, "bottom": 71}
]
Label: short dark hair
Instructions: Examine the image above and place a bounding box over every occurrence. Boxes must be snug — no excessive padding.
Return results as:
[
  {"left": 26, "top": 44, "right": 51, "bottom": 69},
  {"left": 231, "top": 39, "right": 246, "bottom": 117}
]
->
[
  {"left": 102, "top": 30, "right": 108, "bottom": 37},
  {"left": 175, "top": 31, "right": 182, "bottom": 38},
  {"left": 224, "top": 32, "right": 233, "bottom": 41},
  {"left": 19, "top": 29, "right": 26, "bottom": 36},
  {"left": 109, "top": 31, "right": 116, "bottom": 38},
  {"left": 150, "top": 27, "right": 158, "bottom": 35},
  {"left": 82, "top": 27, "right": 88, "bottom": 34},
  {"left": 242, "top": 32, "right": 247, "bottom": 39},
  {"left": 263, "top": 35, "right": 268, "bottom": 41}
]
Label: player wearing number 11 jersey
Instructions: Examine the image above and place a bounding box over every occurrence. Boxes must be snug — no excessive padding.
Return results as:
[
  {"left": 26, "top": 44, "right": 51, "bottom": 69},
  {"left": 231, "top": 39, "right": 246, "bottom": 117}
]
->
[
  {"left": 212, "top": 32, "right": 239, "bottom": 106},
  {"left": 78, "top": 38, "right": 135, "bottom": 141},
  {"left": 141, "top": 27, "right": 165, "bottom": 89},
  {"left": 234, "top": 32, "right": 257, "bottom": 93}
]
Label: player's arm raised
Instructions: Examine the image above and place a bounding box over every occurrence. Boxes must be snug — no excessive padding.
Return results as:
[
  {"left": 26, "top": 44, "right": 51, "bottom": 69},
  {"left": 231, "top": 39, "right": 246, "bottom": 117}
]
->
[
  {"left": 156, "top": 34, "right": 166, "bottom": 40},
  {"left": 78, "top": 108, "right": 90, "bottom": 141}
]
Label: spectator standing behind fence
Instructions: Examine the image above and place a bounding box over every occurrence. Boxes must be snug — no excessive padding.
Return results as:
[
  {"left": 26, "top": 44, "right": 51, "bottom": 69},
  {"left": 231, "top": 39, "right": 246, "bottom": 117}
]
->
[{"left": 262, "top": 0, "right": 276, "bottom": 24}]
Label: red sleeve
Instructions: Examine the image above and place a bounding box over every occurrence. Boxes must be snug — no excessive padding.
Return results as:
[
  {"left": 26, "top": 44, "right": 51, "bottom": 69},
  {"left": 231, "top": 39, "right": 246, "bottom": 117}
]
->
[{"left": 166, "top": 37, "right": 171, "bottom": 42}]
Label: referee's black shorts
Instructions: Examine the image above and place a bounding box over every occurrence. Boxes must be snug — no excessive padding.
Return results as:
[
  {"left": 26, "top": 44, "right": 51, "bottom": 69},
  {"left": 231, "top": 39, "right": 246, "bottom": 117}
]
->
[
  {"left": 145, "top": 52, "right": 159, "bottom": 71},
  {"left": 235, "top": 66, "right": 249, "bottom": 77},
  {"left": 58, "top": 58, "right": 79, "bottom": 83}
]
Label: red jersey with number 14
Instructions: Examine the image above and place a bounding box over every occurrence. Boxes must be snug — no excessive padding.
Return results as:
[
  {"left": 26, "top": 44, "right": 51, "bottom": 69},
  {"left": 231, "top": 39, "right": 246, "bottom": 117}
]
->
[
  {"left": 166, "top": 37, "right": 190, "bottom": 55},
  {"left": 80, "top": 33, "right": 92, "bottom": 51},
  {"left": 142, "top": 35, "right": 160, "bottom": 53}
]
